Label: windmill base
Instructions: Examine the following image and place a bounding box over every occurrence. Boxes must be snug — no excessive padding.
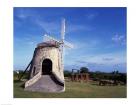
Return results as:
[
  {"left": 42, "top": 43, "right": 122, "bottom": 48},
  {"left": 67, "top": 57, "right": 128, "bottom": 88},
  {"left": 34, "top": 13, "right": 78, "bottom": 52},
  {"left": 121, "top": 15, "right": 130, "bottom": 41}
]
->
[{"left": 24, "top": 75, "right": 65, "bottom": 93}]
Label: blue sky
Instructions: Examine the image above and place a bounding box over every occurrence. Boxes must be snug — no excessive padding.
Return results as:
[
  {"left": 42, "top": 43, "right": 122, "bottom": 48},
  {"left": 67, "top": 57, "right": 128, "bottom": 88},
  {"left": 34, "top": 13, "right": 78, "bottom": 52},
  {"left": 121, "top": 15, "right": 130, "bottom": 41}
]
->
[{"left": 14, "top": 7, "right": 126, "bottom": 72}]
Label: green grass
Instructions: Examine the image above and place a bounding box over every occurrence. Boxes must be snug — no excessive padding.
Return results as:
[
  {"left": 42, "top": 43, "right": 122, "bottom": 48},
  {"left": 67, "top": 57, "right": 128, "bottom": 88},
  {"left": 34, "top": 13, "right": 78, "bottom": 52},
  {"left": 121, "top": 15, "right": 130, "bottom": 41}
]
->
[{"left": 14, "top": 81, "right": 126, "bottom": 98}]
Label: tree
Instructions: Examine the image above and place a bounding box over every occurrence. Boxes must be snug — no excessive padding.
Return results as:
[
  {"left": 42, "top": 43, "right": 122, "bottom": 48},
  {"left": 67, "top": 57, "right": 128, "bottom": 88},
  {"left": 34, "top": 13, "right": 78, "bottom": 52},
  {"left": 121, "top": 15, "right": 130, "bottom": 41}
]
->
[
  {"left": 64, "top": 70, "right": 71, "bottom": 77},
  {"left": 80, "top": 67, "right": 89, "bottom": 73}
]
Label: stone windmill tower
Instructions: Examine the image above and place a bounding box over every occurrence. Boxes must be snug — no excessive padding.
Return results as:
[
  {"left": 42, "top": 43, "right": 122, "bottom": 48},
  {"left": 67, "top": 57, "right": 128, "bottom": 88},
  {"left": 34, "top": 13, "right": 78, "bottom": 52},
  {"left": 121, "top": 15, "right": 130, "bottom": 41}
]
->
[{"left": 24, "top": 19, "right": 73, "bottom": 92}]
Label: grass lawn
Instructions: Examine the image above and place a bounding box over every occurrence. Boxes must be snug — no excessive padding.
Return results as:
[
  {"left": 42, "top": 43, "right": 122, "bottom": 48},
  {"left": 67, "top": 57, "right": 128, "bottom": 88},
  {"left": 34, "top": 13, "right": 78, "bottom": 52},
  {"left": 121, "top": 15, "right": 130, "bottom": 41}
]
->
[{"left": 14, "top": 80, "right": 126, "bottom": 98}]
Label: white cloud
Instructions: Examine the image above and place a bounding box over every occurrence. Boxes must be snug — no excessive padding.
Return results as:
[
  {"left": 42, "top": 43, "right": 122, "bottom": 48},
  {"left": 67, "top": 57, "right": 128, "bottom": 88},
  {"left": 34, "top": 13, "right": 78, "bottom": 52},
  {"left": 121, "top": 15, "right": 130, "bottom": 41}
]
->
[
  {"left": 102, "top": 58, "right": 114, "bottom": 61},
  {"left": 86, "top": 13, "right": 97, "bottom": 20},
  {"left": 64, "top": 49, "right": 126, "bottom": 71},
  {"left": 66, "top": 23, "right": 93, "bottom": 34},
  {"left": 34, "top": 18, "right": 91, "bottom": 35},
  {"left": 71, "top": 38, "right": 99, "bottom": 50},
  {"left": 35, "top": 19, "right": 60, "bottom": 34},
  {"left": 14, "top": 36, "right": 37, "bottom": 48},
  {"left": 112, "top": 34, "right": 126, "bottom": 45},
  {"left": 79, "top": 51, "right": 126, "bottom": 65},
  {"left": 15, "top": 9, "right": 31, "bottom": 19}
]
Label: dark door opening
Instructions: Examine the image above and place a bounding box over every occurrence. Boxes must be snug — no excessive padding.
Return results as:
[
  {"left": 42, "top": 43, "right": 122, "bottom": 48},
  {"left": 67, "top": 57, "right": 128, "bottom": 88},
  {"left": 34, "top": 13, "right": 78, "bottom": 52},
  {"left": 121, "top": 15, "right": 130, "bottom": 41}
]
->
[{"left": 42, "top": 59, "right": 52, "bottom": 75}]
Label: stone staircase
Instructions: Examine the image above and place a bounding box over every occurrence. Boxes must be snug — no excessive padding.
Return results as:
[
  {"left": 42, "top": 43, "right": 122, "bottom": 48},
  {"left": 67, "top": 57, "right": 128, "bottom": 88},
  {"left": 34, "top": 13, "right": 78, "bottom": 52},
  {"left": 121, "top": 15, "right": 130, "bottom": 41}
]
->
[{"left": 24, "top": 75, "right": 64, "bottom": 93}]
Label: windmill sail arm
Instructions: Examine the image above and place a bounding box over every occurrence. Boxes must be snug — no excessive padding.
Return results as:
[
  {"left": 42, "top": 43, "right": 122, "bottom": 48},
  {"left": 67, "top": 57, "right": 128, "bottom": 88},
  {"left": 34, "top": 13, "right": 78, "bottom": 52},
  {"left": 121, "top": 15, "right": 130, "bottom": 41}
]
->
[
  {"left": 63, "top": 41, "right": 74, "bottom": 48},
  {"left": 44, "top": 34, "right": 60, "bottom": 43},
  {"left": 61, "top": 18, "right": 65, "bottom": 41}
]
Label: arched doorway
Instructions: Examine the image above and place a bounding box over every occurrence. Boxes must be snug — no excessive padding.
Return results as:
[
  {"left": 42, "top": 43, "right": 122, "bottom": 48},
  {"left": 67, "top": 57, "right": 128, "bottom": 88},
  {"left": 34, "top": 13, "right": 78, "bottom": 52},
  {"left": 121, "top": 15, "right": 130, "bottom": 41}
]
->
[{"left": 42, "top": 59, "right": 52, "bottom": 75}]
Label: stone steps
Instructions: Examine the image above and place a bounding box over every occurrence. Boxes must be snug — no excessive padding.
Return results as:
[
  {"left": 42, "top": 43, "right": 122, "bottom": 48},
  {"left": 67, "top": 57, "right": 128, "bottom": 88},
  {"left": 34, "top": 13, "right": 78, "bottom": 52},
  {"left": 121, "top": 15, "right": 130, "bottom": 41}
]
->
[{"left": 25, "top": 75, "right": 64, "bottom": 93}]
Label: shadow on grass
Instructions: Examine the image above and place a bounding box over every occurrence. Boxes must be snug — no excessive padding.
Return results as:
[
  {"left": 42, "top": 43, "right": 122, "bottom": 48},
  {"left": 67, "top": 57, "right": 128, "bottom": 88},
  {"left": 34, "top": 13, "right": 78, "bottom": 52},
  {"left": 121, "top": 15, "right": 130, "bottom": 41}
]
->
[
  {"left": 14, "top": 80, "right": 21, "bottom": 83},
  {"left": 14, "top": 80, "right": 25, "bottom": 88}
]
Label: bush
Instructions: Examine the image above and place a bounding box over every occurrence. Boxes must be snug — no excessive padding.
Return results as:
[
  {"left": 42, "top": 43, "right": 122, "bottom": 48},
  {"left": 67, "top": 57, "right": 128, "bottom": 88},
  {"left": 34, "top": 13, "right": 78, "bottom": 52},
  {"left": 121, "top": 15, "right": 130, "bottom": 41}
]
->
[
  {"left": 64, "top": 70, "right": 71, "bottom": 77},
  {"left": 80, "top": 67, "right": 89, "bottom": 73}
]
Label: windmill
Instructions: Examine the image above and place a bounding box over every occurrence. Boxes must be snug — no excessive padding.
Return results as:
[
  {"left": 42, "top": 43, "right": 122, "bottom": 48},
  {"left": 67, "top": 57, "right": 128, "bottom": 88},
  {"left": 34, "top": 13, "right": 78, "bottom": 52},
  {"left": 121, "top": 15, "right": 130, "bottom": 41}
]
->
[{"left": 23, "top": 18, "right": 73, "bottom": 93}]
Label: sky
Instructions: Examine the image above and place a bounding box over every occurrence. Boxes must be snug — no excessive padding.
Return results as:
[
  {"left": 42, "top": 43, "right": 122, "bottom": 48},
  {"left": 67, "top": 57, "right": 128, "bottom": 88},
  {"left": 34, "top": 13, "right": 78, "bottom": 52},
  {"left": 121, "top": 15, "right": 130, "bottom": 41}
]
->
[{"left": 14, "top": 7, "right": 126, "bottom": 73}]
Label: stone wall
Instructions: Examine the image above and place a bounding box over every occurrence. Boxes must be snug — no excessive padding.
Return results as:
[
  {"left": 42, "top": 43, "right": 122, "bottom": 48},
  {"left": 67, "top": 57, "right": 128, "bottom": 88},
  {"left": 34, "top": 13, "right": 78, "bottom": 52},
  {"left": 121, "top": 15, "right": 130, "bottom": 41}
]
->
[{"left": 25, "top": 72, "right": 41, "bottom": 88}]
